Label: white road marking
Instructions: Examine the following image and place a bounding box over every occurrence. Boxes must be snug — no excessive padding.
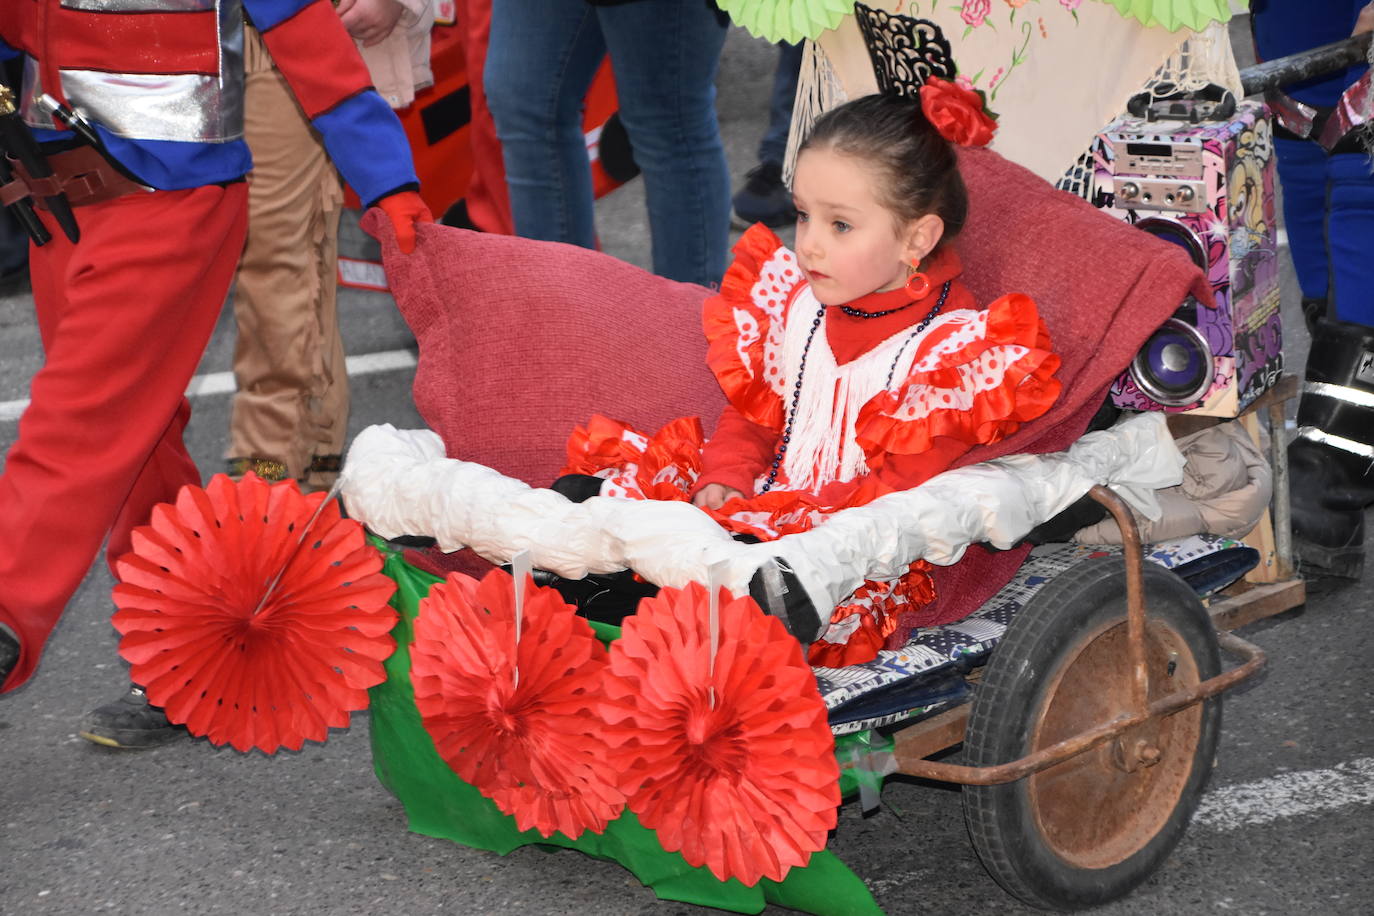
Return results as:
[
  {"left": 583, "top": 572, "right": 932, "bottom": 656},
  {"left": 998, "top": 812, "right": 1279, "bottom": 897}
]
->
[
  {"left": 0, "top": 348, "right": 418, "bottom": 424},
  {"left": 1192, "top": 757, "right": 1374, "bottom": 831}
]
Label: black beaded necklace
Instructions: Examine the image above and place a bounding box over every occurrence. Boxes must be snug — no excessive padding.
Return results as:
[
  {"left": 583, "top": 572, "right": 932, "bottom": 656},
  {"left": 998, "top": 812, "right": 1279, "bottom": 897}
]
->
[
  {"left": 838, "top": 294, "right": 917, "bottom": 319},
  {"left": 759, "top": 280, "right": 952, "bottom": 494}
]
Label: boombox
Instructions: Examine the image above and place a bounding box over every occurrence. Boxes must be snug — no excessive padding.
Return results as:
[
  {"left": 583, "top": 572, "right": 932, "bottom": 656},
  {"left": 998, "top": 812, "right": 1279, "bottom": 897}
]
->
[{"left": 1093, "top": 99, "right": 1283, "bottom": 417}]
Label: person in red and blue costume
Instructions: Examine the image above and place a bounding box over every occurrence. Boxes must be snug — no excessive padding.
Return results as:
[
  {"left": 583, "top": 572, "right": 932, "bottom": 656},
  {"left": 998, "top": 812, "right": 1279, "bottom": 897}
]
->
[
  {"left": 1251, "top": 1, "right": 1374, "bottom": 579},
  {"left": 0, "top": 0, "right": 432, "bottom": 720}
]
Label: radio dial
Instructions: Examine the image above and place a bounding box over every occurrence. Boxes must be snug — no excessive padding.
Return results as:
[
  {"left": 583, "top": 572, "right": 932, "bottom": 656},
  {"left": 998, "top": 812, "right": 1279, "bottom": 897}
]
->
[
  {"left": 1119, "top": 182, "right": 1140, "bottom": 200},
  {"left": 1176, "top": 186, "right": 1197, "bottom": 203}
]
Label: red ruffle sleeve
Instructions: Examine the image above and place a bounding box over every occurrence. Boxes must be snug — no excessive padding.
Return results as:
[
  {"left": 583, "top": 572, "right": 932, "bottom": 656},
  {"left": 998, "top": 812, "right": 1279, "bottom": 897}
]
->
[
  {"left": 854, "top": 292, "right": 1062, "bottom": 464},
  {"left": 702, "top": 224, "right": 806, "bottom": 432}
]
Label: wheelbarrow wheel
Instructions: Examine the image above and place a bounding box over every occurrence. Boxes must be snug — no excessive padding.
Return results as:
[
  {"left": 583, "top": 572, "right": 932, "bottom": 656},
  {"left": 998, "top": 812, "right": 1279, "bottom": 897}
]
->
[{"left": 962, "top": 556, "right": 1222, "bottom": 910}]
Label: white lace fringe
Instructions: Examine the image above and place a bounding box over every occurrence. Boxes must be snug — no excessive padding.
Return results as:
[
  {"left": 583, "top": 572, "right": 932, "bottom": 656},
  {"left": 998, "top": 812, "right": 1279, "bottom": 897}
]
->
[{"left": 779, "top": 299, "right": 920, "bottom": 491}]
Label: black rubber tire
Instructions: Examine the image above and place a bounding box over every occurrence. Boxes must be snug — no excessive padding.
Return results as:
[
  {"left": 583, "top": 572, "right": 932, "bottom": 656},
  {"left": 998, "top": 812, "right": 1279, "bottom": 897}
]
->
[{"left": 962, "top": 556, "right": 1222, "bottom": 910}]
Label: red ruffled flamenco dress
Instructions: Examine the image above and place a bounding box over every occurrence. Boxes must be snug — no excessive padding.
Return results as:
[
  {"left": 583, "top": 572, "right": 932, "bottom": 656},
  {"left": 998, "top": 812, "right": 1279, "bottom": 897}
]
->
[{"left": 563, "top": 224, "right": 1061, "bottom": 667}]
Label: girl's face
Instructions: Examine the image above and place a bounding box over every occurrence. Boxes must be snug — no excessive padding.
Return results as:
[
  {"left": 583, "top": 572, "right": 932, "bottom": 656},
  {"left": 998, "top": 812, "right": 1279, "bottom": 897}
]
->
[{"left": 791, "top": 147, "right": 940, "bottom": 307}]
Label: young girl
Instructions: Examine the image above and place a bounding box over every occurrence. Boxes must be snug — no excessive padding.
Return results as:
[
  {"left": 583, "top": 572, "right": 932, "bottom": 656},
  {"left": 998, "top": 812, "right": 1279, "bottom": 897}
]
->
[{"left": 560, "top": 82, "right": 1062, "bottom": 667}]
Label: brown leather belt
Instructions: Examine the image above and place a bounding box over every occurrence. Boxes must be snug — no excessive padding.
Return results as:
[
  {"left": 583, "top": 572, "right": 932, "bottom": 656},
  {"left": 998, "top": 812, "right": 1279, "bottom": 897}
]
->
[{"left": 0, "top": 145, "right": 146, "bottom": 210}]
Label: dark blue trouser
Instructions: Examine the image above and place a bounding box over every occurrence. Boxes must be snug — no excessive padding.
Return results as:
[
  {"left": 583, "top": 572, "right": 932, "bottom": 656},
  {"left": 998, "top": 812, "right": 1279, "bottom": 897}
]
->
[{"left": 1275, "top": 137, "right": 1374, "bottom": 326}]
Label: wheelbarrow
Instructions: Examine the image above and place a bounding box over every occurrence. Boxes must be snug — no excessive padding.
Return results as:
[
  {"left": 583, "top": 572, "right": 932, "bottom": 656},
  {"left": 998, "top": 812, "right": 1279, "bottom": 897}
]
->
[{"left": 346, "top": 107, "right": 1303, "bottom": 910}]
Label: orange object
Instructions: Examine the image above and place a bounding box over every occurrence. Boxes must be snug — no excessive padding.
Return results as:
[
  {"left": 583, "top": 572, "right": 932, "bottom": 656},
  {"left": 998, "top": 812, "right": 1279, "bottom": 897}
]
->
[
  {"left": 411, "top": 569, "right": 626, "bottom": 839},
  {"left": 602, "top": 582, "right": 841, "bottom": 886},
  {"left": 345, "top": 22, "right": 630, "bottom": 222},
  {"left": 920, "top": 76, "right": 998, "bottom": 148},
  {"left": 562, "top": 414, "right": 704, "bottom": 502},
  {"left": 903, "top": 269, "right": 931, "bottom": 298},
  {"left": 110, "top": 473, "right": 399, "bottom": 754},
  {"left": 375, "top": 189, "right": 433, "bottom": 254}
]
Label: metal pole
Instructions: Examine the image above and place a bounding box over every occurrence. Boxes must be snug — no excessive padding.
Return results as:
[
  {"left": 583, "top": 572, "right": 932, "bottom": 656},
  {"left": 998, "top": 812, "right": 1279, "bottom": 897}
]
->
[{"left": 1268, "top": 400, "right": 1295, "bottom": 580}]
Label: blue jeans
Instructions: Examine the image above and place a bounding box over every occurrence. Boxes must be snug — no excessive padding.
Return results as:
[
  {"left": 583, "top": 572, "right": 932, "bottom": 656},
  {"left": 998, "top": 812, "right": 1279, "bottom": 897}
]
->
[{"left": 485, "top": 0, "right": 731, "bottom": 287}]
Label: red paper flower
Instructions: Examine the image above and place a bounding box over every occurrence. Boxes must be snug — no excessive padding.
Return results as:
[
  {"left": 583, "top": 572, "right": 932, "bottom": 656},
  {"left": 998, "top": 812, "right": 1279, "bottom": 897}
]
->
[
  {"left": 920, "top": 76, "right": 998, "bottom": 148},
  {"left": 602, "top": 582, "right": 840, "bottom": 886},
  {"left": 411, "top": 569, "right": 625, "bottom": 839},
  {"left": 111, "top": 473, "right": 399, "bottom": 754}
]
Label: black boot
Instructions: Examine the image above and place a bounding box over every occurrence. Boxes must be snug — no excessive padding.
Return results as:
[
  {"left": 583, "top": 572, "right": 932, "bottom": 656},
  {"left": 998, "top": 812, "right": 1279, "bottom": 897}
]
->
[
  {"left": 79, "top": 685, "right": 186, "bottom": 749},
  {"left": 1289, "top": 318, "right": 1374, "bottom": 579}
]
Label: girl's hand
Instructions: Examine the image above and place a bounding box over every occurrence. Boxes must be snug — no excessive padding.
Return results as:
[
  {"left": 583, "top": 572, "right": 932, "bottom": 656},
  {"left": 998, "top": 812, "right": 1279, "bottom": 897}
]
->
[
  {"left": 692, "top": 484, "right": 744, "bottom": 510},
  {"left": 338, "top": 0, "right": 405, "bottom": 46}
]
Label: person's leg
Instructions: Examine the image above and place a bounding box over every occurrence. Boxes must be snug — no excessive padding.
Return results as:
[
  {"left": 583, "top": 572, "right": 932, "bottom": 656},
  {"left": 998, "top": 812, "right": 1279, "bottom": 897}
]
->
[
  {"left": 228, "top": 27, "right": 347, "bottom": 485},
  {"left": 0, "top": 183, "right": 248, "bottom": 692},
  {"left": 484, "top": 0, "right": 605, "bottom": 247},
  {"left": 303, "top": 178, "right": 349, "bottom": 492},
  {"left": 1324, "top": 151, "right": 1374, "bottom": 326},
  {"left": 1287, "top": 317, "right": 1374, "bottom": 578},
  {"left": 1285, "top": 151, "right": 1374, "bottom": 578},
  {"left": 0, "top": 208, "right": 27, "bottom": 284},
  {"left": 455, "top": 0, "right": 514, "bottom": 235},
  {"left": 1272, "top": 136, "right": 1331, "bottom": 328},
  {"left": 733, "top": 42, "right": 803, "bottom": 228},
  {"left": 106, "top": 398, "right": 199, "bottom": 567},
  {"left": 758, "top": 42, "right": 802, "bottom": 166},
  {"left": 598, "top": 0, "right": 731, "bottom": 286}
]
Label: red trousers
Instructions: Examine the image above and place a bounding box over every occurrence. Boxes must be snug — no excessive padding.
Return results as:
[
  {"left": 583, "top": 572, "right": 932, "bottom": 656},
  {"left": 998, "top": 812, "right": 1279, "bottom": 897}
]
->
[{"left": 0, "top": 183, "right": 249, "bottom": 691}]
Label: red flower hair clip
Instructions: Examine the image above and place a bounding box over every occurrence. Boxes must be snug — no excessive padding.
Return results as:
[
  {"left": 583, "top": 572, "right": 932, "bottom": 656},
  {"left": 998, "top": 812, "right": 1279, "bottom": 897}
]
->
[{"left": 919, "top": 77, "right": 998, "bottom": 148}]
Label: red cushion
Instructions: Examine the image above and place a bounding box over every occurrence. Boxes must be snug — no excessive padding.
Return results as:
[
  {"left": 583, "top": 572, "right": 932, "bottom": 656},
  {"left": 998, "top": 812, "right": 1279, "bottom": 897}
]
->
[
  {"left": 950, "top": 147, "right": 1210, "bottom": 466},
  {"left": 362, "top": 212, "right": 727, "bottom": 486}
]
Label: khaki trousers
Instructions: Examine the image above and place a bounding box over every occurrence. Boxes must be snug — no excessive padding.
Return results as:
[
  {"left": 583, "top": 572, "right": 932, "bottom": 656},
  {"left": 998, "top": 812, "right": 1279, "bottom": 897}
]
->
[{"left": 228, "top": 27, "right": 348, "bottom": 488}]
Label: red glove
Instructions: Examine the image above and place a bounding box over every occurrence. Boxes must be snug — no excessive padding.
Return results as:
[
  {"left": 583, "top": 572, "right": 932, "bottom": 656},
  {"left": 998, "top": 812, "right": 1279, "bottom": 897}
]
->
[{"left": 376, "top": 191, "right": 433, "bottom": 255}]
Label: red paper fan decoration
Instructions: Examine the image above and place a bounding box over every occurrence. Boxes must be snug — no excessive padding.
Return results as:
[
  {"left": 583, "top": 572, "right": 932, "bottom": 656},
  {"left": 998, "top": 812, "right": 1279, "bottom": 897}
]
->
[
  {"left": 111, "top": 473, "right": 398, "bottom": 754},
  {"left": 601, "top": 582, "right": 841, "bottom": 885},
  {"left": 411, "top": 569, "right": 625, "bottom": 840}
]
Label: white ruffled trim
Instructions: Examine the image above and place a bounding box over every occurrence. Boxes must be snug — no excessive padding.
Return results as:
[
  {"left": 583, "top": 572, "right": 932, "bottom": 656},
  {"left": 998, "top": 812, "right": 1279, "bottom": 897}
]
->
[{"left": 342, "top": 414, "right": 1184, "bottom": 618}]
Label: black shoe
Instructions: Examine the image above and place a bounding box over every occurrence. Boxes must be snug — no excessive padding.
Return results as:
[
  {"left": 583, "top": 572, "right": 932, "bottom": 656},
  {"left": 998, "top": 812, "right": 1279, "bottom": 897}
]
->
[
  {"left": 79, "top": 685, "right": 186, "bottom": 749},
  {"left": 528, "top": 567, "right": 657, "bottom": 627},
  {"left": 748, "top": 558, "right": 824, "bottom": 647},
  {"left": 0, "top": 622, "right": 19, "bottom": 689},
  {"left": 732, "top": 161, "right": 796, "bottom": 228},
  {"left": 550, "top": 474, "right": 606, "bottom": 503}
]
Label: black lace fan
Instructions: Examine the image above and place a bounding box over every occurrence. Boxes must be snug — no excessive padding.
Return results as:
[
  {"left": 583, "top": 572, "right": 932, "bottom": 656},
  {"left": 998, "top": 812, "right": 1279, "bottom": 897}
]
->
[{"left": 853, "top": 2, "right": 957, "bottom": 98}]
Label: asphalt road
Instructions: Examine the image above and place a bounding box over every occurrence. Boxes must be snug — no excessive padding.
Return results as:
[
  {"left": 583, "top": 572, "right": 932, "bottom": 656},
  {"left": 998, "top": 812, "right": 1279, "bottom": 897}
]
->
[{"left": 2, "top": 21, "right": 1373, "bottom": 916}]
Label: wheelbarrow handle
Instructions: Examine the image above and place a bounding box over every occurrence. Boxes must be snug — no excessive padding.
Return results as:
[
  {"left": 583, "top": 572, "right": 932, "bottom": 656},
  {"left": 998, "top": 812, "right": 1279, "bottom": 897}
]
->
[{"left": 1240, "top": 32, "right": 1373, "bottom": 97}]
